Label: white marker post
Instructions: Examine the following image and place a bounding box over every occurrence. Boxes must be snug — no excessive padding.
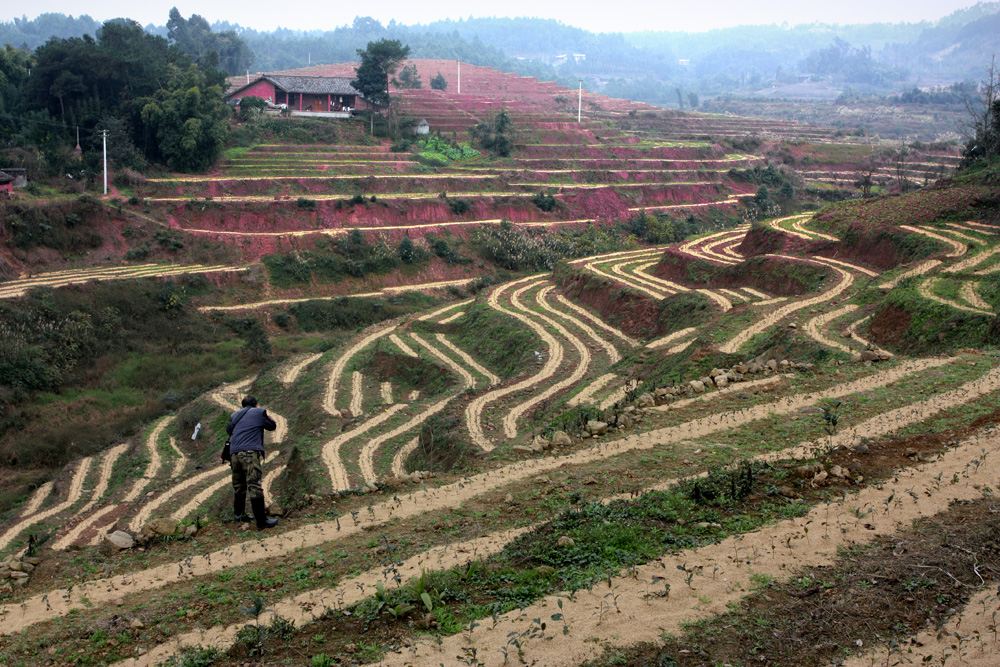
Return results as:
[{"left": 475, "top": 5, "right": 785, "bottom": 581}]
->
[{"left": 100, "top": 129, "right": 108, "bottom": 195}]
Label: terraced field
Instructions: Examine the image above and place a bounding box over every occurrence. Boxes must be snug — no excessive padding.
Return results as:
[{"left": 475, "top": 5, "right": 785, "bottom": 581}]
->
[{"left": 1, "top": 61, "right": 997, "bottom": 667}]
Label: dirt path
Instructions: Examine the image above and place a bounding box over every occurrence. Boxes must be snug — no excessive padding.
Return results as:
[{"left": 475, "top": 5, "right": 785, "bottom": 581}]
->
[
  {"left": 699, "top": 234, "right": 746, "bottom": 265},
  {"left": 359, "top": 397, "right": 456, "bottom": 485},
  {"left": 843, "top": 588, "right": 1000, "bottom": 667},
  {"left": 50, "top": 444, "right": 129, "bottom": 551},
  {"left": 678, "top": 227, "right": 748, "bottom": 265},
  {"left": 882, "top": 261, "right": 941, "bottom": 292},
  {"left": 539, "top": 286, "right": 620, "bottom": 363},
  {"left": 321, "top": 404, "right": 408, "bottom": 491},
  {"left": 391, "top": 438, "right": 420, "bottom": 478},
  {"left": 0, "top": 359, "right": 954, "bottom": 635},
  {"left": 350, "top": 371, "right": 364, "bottom": 417},
  {"left": 804, "top": 304, "right": 858, "bottom": 354},
  {"left": 113, "top": 528, "right": 534, "bottom": 667},
  {"left": 809, "top": 255, "right": 879, "bottom": 277},
  {"left": 199, "top": 279, "right": 477, "bottom": 313},
  {"left": 961, "top": 281, "right": 993, "bottom": 310},
  {"left": 439, "top": 310, "right": 465, "bottom": 324},
  {"left": 280, "top": 353, "right": 323, "bottom": 384},
  {"left": 380, "top": 382, "right": 393, "bottom": 404},
  {"left": 584, "top": 257, "right": 665, "bottom": 300},
  {"left": 768, "top": 214, "right": 814, "bottom": 240},
  {"left": 128, "top": 460, "right": 223, "bottom": 531},
  {"left": 568, "top": 373, "right": 618, "bottom": 406},
  {"left": 379, "top": 424, "right": 1000, "bottom": 666},
  {"left": 609, "top": 260, "right": 673, "bottom": 297},
  {"left": 947, "top": 245, "right": 1000, "bottom": 274},
  {"left": 653, "top": 375, "right": 787, "bottom": 413},
  {"left": 502, "top": 282, "right": 592, "bottom": 438},
  {"left": 416, "top": 299, "right": 474, "bottom": 322},
  {"left": 167, "top": 438, "right": 187, "bottom": 479},
  {"left": 721, "top": 257, "right": 853, "bottom": 354},
  {"left": 696, "top": 287, "right": 733, "bottom": 312},
  {"left": 15, "top": 482, "right": 53, "bottom": 519},
  {"left": 790, "top": 214, "right": 838, "bottom": 241},
  {"left": 646, "top": 326, "right": 698, "bottom": 350},
  {"left": 323, "top": 325, "right": 394, "bottom": 416},
  {"left": 918, "top": 276, "right": 993, "bottom": 315},
  {"left": 901, "top": 225, "right": 968, "bottom": 257},
  {"left": 0, "top": 264, "right": 248, "bottom": 300},
  {"left": 0, "top": 458, "right": 92, "bottom": 554},
  {"left": 434, "top": 334, "right": 500, "bottom": 385},
  {"left": 410, "top": 333, "right": 477, "bottom": 388},
  {"left": 465, "top": 277, "right": 561, "bottom": 450},
  {"left": 634, "top": 261, "right": 690, "bottom": 293},
  {"left": 169, "top": 452, "right": 279, "bottom": 522},
  {"left": 388, "top": 333, "right": 418, "bottom": 358},
  {"left": 942, "top": 227, "right": 985, "bottom": 245},
  {"left": 119, "top": 362, "right": 1000, "bottom": 666},
  {"left": 846, "top": 313, "right": 885, "bottom": 354},
  {"left": 355, "top": 334, "right": 479, "bottom": 483},
  {"left": 553, "top": 293, "right": 639, "bottom": 347}
]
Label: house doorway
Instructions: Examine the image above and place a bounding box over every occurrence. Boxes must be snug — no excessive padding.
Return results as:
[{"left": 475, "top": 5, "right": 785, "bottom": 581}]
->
[{"left": 312, "top": 98, "right": 323, "bottom": 112}]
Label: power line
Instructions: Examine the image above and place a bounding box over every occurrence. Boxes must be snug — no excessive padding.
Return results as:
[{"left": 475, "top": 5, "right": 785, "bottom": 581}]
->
[{"left": 0, "top": 111, "right": 102, "bottom": 135}]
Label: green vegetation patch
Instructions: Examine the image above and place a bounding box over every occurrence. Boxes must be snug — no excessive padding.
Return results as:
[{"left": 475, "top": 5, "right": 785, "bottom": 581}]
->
[
  {"left": 288, "top": 293, "right": 437, "bottom": 333},
  {"left": 873, "top": 282, "right": 1000, "bottom": 354},
  {"left": 444, "top": 301, "right": 542, "bottom": 379},
  {"left": 262, "top": 230, "right": 416, "bottom": 288}
]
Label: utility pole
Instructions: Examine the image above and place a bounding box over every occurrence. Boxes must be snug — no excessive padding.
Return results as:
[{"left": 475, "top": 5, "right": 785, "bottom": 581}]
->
[
  {"left": 578, "top": 80, "right": 582, "bottom": 123},
  {"left": 457, "top": 58, "right": 461, "bottom": 94},
  {"left": 100, "top": 129, "right": 108, "bottom": 195}
]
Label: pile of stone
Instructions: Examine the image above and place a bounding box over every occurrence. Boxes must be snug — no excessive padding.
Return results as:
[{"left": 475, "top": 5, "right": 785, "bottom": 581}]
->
[
  {"left": 396, "top": 470, "right": 438, "bottom": 484},
  {"left": 0, "top": 553, "right": 40, "bottom": 590},
  {"left": 852, "top": 349, "right": 892, "bottom": 363},
  {"left": 513, "top": 430, "right": 574, "bottom": 454},
  {"left": 655, "top": 358, "right": 814, "bottom": 404}
]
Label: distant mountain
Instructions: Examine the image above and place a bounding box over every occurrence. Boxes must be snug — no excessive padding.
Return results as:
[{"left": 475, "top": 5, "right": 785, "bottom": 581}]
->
[{"left": 1, "top": 4, "right": 997, "bottom": 105}]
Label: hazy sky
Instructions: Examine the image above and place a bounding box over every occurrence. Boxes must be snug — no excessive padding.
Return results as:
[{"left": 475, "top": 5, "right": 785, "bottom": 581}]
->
[{"left": 3, "top": 0, "right": 987, "bottom": 33}]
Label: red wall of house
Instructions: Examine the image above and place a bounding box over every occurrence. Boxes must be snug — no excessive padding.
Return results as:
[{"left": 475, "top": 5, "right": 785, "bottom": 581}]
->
[
  {"left": 0, "top": 182, "right": 12, "bottom": 194},
  {"left": 233, "top": 80, "right": 277, "bottom": 102}
]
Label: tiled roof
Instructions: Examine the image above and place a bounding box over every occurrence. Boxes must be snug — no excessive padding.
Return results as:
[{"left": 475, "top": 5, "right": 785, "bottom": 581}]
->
[
  {"left": 227, "top": 74, "right": 364, "bottom": 98},
  {"left": 265, "top": 75, "right": 362, "bottom": 96}
]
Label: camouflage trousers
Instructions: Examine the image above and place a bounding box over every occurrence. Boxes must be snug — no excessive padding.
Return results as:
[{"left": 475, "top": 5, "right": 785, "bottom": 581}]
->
[{"left": 231, "top": 450, "right": 264, "bottom": 500}]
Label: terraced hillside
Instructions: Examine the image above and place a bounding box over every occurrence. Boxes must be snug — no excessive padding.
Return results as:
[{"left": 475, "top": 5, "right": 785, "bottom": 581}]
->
[{"left": 1, "top": 64, "right": 999, "bottom": 667}]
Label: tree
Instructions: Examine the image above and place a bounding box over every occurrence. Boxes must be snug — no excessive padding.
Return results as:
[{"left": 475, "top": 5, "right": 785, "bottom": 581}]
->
[
  {"left": 962, "top": 55, "right": 1000, "bottom": 163},
  {"left": 167, "top": 8, "right": 252, "bottom": 76},
  {"left": 351, "top": 39, "right": 410, "bottom": 109},
  {"left": 394, "top": 64, "right": 422, "bottom": 89},
  {"left": 139, "top": 64, "right": 229, "bottom": 172},
  {"left": 469, "top": 108, "right": 513, "bottom": 157},
  {"left": 430, "top": 72, "right": 447, "bottom": 90}
]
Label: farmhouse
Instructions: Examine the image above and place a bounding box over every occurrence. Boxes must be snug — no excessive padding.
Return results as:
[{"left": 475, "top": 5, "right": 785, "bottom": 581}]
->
[{"left": 226, "top": 74, "right": 373, "bottom": 117}]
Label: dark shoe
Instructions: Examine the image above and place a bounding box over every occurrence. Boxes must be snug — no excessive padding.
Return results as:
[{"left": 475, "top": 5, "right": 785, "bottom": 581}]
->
[
  {"left": 233, "top": 514, "right": 253, "bottom": 523},
  {"left": 250, "top": 496, "right": 278, "bottom": 530},
  {"left": 234, "top": 492, "right": 247, "bottom": 520}
]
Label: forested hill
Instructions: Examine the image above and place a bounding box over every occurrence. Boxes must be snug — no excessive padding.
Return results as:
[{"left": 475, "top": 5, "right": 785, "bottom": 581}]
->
[{"left": 2, "top": 3, "right": 998, "bottom": 105}]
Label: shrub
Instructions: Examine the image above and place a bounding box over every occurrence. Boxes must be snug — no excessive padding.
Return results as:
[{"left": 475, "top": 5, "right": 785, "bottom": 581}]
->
[
  {"left": 447, "top": 197, "right": 470, "bottom": 215},
  {"left": 296, "top": 197, "right": 317, "bottom": 210},
  {"left": 430, "top": 72, "right": 447, "bottom": 90},
  {"left": 531, "top": 191, "right": 558, "bottom": 212},
  {"left": 238, "top": 95, "right": 267, "bottom": 121}
]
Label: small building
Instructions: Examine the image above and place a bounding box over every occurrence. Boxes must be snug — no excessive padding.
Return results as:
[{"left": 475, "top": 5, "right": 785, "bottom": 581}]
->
[
  {"left": 226, "top": 75, "right": 371, "bottom": 118},
  {"left": 0, "top": 168, "right": 27, "bottom": 188},
  {"left": 412, "top": 118, "right": 430, "bottom": 135}
]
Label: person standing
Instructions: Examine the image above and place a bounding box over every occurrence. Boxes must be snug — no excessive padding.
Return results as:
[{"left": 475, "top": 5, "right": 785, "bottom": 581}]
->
[{"left": 226, "top": 396, "right": 278, "bottom": 530}]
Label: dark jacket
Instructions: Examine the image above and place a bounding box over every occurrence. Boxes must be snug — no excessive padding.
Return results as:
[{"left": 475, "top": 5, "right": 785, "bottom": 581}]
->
[{"left": 227, "top": 407, "right": 276, "bottom": 455}]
